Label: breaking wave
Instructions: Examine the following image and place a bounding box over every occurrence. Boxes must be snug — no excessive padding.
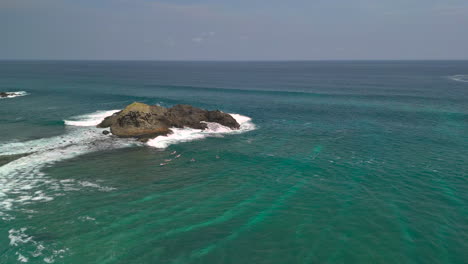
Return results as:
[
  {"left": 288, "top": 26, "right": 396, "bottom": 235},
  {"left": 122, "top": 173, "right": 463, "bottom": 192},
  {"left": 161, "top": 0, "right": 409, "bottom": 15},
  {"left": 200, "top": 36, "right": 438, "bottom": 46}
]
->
[
  {"left": 0, "top": 110, "right": 137, "bottom": 213},
  {"left": 0, "top": 91, "right": 28, "bottom": 99},
  {"left": 63, "top": 110, "right": 119, "bottom": 126},
  {"left": 147, "top": 113, "right": 256, "bottom": 148},
  {"left": 448, "top": 75, "right": 468, "bottom": 83}
]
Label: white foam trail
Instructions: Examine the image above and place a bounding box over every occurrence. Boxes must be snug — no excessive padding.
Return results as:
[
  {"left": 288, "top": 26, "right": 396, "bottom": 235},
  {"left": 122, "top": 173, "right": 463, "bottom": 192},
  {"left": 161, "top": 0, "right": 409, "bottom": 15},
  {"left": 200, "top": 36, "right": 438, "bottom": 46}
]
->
[
  {"left": 0, "top": 110, "right": 137, "bottom": 212},
  {"left": 17, "top": 253, "right": 28, "bottom": 263},
  {"left": 147, "top": 113, "right": 256, "bottom": 149},
  {"left": 0, "top": 127, "right": 109, "bottom": 156},
  {"left": 448, "top": 75, "right": 468, "bottom": 83},
  {"left": 64, "top": 110, "right": 119, "bottom": 127},
  {"left": 0, "top": 91, "right": 28, "bottom": 99},
  {"left": 9, "top": 228, "right": 68, "bottom": 263},
  {"left": 9, "top": 228, "right": 33, "bottom": 246},
  {"left": 78, "top": 216, "right": 96, "bottom": 222},
  {"left": 0, "top": 110, "right": 254, "bottom": 212}
]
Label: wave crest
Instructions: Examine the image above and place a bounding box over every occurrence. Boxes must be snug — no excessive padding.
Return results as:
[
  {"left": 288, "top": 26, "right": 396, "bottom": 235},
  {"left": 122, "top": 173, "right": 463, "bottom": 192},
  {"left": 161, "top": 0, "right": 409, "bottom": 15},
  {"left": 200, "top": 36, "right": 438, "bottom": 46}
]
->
[
  {"left": 0, "top": 91, "right": 28, "bottom": 99},
  {"left": 147, "top": 113, "right": 256, "bottom": 148},
  {"left": 0, "top": 110, "right": 136, "bottom": 213},
  {"left": 64, "top": 110, "right": 119, "bottom": 127},
  {"left": 448, "top": 75, "right": 468, "bottom": 83}
]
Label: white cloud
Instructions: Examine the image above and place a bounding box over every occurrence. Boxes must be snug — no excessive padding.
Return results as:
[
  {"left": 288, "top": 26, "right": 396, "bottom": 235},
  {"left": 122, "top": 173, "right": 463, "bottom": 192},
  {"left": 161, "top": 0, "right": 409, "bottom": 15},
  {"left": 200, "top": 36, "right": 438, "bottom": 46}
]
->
[
  {"left": 191, "top": 37, "right": 203, "bottom": 43},
  {"left": 203, "top": 31, "right": 216, "bottom": 37},
  {"left": 191, "top": 31, "right": 216, "bottom": 44}
]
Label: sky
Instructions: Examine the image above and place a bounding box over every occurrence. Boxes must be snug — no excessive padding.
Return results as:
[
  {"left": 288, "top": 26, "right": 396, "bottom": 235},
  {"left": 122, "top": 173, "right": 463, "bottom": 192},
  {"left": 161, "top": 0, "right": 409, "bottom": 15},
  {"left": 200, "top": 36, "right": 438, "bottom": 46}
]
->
[{"left": 1, "top": 0, "right": 468, "bottom": 60}]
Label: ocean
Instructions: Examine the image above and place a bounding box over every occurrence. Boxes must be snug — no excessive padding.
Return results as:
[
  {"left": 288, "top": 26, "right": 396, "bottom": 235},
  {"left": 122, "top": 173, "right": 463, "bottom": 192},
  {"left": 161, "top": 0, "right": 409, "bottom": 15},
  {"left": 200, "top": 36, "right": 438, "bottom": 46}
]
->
[{"left": 0, "top": 61, "right": 467, "bottom": 263}]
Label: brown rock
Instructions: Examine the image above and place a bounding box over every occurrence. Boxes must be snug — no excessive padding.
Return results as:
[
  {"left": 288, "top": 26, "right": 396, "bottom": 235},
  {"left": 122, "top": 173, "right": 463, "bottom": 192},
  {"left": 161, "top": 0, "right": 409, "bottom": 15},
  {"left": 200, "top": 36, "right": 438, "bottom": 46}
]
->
[{"left": 97, "top": 102, "right": 240, "bottom": 140}]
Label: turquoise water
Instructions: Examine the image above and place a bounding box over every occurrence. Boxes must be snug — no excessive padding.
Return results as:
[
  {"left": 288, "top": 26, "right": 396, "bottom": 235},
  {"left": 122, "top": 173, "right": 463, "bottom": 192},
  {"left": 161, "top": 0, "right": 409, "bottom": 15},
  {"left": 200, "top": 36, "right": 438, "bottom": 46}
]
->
[{"left": 0, "top": 61, "right": 467, "bottom": 263}]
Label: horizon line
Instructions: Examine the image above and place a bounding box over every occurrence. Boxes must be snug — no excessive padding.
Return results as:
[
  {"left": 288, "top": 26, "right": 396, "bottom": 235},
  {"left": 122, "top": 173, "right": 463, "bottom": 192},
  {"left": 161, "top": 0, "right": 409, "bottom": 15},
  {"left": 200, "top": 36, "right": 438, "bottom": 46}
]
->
[{"left": 1, "top": 59, "right": 468, "bottom": 62}]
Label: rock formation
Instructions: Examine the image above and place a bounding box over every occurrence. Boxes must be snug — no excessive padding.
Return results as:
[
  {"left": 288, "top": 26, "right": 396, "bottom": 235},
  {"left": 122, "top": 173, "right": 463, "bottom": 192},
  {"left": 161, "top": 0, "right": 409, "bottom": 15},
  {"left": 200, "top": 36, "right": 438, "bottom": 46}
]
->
[
  {"left": 97, "top": 102, "right": 240, "bottom": 141},
  {"left": 0, "top": 92, "right": 24, "bottom": 98}
]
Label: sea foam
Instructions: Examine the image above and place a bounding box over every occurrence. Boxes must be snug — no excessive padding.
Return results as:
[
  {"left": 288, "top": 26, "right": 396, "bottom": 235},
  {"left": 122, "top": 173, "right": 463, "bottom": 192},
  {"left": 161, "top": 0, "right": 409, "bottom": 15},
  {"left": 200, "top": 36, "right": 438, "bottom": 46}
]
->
[
  {"left": 9, "top": 228, "right": 68, "bottom": 263},
  {"left": 63, "top": 110, "right": 119, "bottom": 126},
  {"left": 0, "top": 91, "right": 28, "bottom": 99},
  {"left": 147, "top": 113, "right": 256, "bottom": 148},
  {"left": 448, "top": 75, "right": 468, "bottom": 83},
  {"left": 0, "top": 110, "right": 135, "bottom": 212}
]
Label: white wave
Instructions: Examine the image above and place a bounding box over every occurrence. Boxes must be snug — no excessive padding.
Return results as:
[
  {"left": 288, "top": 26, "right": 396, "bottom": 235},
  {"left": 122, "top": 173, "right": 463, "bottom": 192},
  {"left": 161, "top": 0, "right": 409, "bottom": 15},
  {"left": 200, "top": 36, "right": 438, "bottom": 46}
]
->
[
  {"left": 9, "top": 228, "right": 33, "bottom": 246},
  {"left": 0, "top": 110, "right": 137, "bottom": 212},
  {"left": 0, "top": 130, "right": 135, "bottom": 211},
  {"left": 0, "top": 91, "right": 28, "bottom": 99},
  {"left": 9, "top": 228, "right": 68, "bottom": 263},
  {"left": 448, "top": 75, "right": 468, "bottom": 83},
  {"left": 17, "top": 253, "right": 28, "bottom": 263},
  {"left": 64, "top": 110, "right": 119, "bottom": 126},
  {"left": 77, "top": 180, "right": 116, "bottom": 192},
  {"left": 0, "top": 127, "right": 107, "bottom": 156},
  {"left": 78, "top": 215, "right": 96, "bottom": 222},
  {"left": 147, "top": 113, "right": 256, "bottom": 148}
]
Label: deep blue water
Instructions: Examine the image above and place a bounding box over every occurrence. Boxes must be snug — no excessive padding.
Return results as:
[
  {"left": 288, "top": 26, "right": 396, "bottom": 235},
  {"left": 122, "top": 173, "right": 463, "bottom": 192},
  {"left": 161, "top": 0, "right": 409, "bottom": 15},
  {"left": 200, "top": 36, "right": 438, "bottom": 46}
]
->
[{"left": 0, "top": 61, "right": 467, "bottom": 263}]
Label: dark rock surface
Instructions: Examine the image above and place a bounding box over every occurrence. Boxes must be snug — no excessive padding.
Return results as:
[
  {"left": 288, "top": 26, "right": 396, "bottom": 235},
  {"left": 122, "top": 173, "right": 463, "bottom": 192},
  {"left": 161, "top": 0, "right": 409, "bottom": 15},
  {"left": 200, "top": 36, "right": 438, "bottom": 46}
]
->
[
  {"left": 97, "top": 102, "right": 240, "bottom": 140},
  {"left": 1, "top": 92, "right": 23, "bottom": 98},
  {"left": 0, "top": 154, "right": 29, "bottom": 166}
]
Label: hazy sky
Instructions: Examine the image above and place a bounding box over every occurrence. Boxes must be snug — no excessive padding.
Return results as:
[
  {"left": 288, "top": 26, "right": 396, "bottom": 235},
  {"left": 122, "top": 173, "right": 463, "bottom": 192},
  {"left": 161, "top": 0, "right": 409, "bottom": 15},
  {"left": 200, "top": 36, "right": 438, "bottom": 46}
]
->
[{"left": 2, "top": 0, "right": 468, "bottom": 60}]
